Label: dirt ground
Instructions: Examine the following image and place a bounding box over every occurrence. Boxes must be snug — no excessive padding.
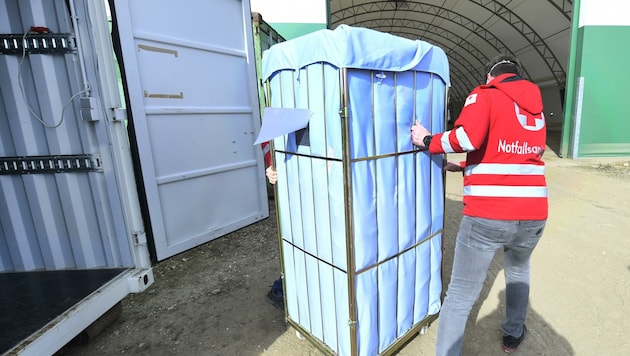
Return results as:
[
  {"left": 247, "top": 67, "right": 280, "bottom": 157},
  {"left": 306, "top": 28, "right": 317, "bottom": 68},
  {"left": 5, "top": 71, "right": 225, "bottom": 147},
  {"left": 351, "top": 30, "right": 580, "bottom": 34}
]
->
[{"left": 56, "top": 145, "right": 630, "bottom": 356}]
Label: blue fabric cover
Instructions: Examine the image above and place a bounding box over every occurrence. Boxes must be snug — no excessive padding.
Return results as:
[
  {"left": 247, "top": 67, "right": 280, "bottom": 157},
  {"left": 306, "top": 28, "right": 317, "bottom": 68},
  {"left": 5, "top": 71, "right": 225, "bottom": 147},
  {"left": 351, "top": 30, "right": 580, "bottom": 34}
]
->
[
  {"left": 264, "top": 25, "right": 448, "bottom": 356},
  {"left": 263, "top": 24, "right": 450, "bottom": 86}
]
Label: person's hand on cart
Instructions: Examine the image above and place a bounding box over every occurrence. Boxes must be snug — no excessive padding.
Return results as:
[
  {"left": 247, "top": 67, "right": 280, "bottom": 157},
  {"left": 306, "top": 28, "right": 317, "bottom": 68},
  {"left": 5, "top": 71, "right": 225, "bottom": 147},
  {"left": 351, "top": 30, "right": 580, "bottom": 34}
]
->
[
  {"left": 410, "top": 121, "right": 431, "bottom": 148},
  {"left": 266, "top": 166, "right": 278, "bottom": 185}
]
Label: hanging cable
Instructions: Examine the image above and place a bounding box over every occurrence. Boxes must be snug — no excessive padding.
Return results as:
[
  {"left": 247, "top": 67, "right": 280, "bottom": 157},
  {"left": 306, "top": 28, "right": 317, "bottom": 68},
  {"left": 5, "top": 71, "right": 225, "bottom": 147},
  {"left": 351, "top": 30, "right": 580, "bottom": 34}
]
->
[
  {"left": 14, "top": 0, "right": 94, "bottom": 128},
  {"left": 17, "top": 29, "right": 90, "bottom": 128}
]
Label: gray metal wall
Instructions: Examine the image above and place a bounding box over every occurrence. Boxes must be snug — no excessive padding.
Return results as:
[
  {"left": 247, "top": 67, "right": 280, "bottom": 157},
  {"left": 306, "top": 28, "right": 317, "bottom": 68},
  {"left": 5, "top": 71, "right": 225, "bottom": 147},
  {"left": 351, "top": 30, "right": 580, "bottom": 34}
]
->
[{"left": 0, "top": 0, "right": 134, "bottom": 271}]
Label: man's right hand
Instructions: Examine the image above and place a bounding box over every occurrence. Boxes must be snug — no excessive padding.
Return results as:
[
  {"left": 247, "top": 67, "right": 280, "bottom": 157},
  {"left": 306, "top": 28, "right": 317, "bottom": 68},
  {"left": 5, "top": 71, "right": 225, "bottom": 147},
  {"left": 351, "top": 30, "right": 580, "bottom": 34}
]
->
[{"left": 411, "top": 121, "right": 431, "bottom": 147}]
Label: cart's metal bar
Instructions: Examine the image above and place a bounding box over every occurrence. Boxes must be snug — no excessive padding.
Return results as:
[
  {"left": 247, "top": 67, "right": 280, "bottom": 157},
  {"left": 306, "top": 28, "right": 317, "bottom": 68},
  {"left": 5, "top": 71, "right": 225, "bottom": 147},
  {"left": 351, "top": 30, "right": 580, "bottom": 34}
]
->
[
  {"left": 379, "top": 314, "right": 440, "bottom": 356},
  {"left": 286, "top": 319, "right": 337, "bottom": 356},
  {"left": 311, "top": 62, "right": 331, "bottom": 350},
  {"left": 340, "top": 67, "right": 359, "bottom": 356},
  {"left": 272, "top": 148, "right": 427, "bottom": 163},
  {"left": 354, "top": 230, "right": 444, "bottom": 276}
]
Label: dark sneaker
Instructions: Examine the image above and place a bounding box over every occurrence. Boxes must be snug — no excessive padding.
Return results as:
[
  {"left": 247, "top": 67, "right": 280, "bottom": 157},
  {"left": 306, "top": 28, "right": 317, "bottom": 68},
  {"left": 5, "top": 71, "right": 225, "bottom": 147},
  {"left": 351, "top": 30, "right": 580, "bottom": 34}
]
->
[
  {"left": 265, "top": 289, "right": 285, "bottom": 312},
  {"left": 502, "top": 325, "right": 527, "bottom": 353}
]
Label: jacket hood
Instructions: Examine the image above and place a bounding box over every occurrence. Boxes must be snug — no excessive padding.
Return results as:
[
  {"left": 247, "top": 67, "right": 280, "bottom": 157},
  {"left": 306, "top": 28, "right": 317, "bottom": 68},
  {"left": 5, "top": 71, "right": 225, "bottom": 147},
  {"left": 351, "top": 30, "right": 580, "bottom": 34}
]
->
[{"left": 483, "top": 73, "right": 543, "bottom": 114}]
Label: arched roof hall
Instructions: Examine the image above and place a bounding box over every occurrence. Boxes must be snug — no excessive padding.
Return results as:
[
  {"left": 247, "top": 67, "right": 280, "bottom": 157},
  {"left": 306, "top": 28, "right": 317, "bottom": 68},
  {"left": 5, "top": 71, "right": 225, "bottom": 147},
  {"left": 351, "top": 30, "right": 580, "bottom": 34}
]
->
[{"left": 328, "top": 0, "right": 571, "bottom": 113}]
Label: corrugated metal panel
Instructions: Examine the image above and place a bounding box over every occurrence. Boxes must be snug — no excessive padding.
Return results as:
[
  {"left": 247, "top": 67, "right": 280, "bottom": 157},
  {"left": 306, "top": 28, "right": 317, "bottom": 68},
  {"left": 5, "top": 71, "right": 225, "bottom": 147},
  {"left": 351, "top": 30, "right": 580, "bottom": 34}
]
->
[{"left": 0, "top": 0, "right": 134, "bottom": 271}]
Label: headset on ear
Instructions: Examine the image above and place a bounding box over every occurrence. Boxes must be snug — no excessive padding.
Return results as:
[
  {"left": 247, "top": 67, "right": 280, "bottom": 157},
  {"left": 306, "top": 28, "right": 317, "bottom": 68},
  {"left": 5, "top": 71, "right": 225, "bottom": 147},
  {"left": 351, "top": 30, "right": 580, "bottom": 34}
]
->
[{"left": 488, "top": 60, "right": 514, "bottom": 75}]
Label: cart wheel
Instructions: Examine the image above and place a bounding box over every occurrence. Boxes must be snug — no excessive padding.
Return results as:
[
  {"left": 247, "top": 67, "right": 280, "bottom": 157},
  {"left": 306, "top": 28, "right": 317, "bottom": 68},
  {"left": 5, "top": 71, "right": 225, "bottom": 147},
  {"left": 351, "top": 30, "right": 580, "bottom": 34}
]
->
[
  {"left": 420, "top": 325, "right": 429, "bottom": 335},
  {"left": 296, "top": 330, "right": 305, "bottom": 340}
]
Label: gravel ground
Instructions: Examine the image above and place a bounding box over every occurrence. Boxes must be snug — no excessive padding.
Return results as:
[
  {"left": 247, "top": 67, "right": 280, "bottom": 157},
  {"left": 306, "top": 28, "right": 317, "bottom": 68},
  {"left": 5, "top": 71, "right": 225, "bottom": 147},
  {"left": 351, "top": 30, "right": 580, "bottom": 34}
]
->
[{"left": 56, "top": 153, "right": 630, "bottom": 356}]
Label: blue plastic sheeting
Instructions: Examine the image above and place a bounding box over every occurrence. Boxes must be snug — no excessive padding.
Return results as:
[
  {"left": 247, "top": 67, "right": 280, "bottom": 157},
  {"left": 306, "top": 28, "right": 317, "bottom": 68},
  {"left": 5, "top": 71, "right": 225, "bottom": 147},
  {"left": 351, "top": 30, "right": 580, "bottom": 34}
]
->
[{"left": 264, "top": 25, "right": 448, "bottom": 356}]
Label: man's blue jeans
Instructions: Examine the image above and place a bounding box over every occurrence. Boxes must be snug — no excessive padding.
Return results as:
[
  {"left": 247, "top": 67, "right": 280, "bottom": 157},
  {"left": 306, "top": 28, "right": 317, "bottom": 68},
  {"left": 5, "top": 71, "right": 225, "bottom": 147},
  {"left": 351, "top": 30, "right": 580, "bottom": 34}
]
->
[{"left": 435, "top": 216, "right": 546, "bottom": 356}]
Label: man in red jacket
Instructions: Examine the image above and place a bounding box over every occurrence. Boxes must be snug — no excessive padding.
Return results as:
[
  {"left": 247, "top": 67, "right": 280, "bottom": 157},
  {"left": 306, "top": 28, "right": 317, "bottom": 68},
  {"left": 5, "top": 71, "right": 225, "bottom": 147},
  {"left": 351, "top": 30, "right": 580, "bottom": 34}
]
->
[{"left": 411, "top": 54, "right": 547, "bottom": 355}]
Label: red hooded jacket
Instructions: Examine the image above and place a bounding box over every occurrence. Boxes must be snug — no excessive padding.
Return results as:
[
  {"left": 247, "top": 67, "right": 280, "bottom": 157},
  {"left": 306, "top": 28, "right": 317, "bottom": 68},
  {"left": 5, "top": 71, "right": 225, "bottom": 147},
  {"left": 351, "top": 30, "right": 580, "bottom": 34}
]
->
[{"left": 428, "top": 73, "right": 548, "bottom": 220}]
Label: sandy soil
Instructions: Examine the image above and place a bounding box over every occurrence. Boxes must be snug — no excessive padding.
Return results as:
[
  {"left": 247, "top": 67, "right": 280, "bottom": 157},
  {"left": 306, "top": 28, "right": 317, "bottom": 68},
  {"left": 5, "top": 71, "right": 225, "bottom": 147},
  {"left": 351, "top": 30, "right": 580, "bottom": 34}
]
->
[{"left": 56, "top": 149, "right": 630, "bottom": 356}]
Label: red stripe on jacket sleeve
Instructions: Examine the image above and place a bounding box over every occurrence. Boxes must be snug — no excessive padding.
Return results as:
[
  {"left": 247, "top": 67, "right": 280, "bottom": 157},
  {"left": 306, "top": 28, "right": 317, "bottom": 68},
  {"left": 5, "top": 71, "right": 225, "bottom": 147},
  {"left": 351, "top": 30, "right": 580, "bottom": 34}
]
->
[{"left": 261, "top": 141, "right": 272, "bottom": 167}]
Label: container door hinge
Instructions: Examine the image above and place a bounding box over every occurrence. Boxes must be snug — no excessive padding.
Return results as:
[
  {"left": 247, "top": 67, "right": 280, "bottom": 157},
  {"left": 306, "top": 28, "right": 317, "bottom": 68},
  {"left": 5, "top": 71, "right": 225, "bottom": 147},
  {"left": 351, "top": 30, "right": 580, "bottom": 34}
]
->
[
  {"left": 113, "top": 108, "right": 127, "bottom": 121},
  {"left": 132, "top": 231, "right": 147, "bottom": 245}
]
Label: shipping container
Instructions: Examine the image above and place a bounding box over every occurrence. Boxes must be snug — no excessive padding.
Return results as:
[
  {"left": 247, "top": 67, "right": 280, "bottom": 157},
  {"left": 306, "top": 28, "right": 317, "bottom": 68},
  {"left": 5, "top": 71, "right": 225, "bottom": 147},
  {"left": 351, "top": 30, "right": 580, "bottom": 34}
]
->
[{"left": 0, "top": 0, "right": 267, "bottom": 354}]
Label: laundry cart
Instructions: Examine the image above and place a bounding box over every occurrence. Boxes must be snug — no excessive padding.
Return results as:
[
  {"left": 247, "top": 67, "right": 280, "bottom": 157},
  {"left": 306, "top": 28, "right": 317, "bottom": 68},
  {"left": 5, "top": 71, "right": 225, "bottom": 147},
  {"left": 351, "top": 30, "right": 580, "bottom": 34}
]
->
[{"left": 261, "top": 25, "right": 450, "bottom": 356}]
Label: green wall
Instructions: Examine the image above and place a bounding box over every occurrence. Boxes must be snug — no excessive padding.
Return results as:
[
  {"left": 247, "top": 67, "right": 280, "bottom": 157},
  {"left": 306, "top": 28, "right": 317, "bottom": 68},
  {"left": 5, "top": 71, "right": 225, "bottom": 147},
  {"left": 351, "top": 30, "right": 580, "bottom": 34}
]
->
[
  {"left": 571, "top": 26, "right": 630, "bottom": 157},
  {"left": 268, "top": 23, "right": 327, "bottom": 40}
]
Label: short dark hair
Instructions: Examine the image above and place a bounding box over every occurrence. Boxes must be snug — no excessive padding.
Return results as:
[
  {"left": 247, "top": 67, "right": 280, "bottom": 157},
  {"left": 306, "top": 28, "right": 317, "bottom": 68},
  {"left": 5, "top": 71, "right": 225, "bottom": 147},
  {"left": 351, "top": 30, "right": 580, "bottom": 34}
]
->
[{"left": 486, "top": 54, "right": 522, "bottom": 77}]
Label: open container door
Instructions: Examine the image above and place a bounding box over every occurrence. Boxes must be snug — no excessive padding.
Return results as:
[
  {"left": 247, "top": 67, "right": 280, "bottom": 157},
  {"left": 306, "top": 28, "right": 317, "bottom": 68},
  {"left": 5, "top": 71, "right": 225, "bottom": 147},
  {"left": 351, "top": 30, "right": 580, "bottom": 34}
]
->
[
  {"left": 110, "top": 0, "right": 268, "bottom": 261},
  {"left": 0, "top": 1, "right": 152, "bottom": 355}
]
